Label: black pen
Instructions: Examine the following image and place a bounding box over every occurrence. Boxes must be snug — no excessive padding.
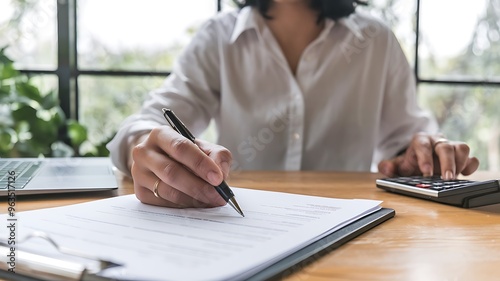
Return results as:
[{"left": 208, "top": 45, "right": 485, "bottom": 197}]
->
[{"left": 162, "top": 108, "right": 245, "bottom": 217}]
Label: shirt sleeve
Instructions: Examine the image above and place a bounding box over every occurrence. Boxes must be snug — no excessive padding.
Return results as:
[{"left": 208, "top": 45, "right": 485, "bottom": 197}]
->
[
  {"left": 106, "top": 19, "right": 222, "bottom": 176},
  {"left": 373, "top": 30, "right": 439, "bottom": 165}
]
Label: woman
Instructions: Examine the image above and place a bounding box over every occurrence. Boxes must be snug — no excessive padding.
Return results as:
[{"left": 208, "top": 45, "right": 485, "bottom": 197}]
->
[{"left": 107, "top": 0, "right": 479, "bottom": 208}]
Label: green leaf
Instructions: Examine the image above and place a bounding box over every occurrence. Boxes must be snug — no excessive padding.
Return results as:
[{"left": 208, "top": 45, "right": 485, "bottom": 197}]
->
[
  {"left": 0, "top": 49, "right": 14, "bottom": 65},
  {"left": 0, "top": 128, "right": 15, "bottom": 156},
  {"left": 50, "top": 107, "right": 66, "bottom": 127},
  {"left": 0, "top": 104, "right": 13, "bottom": 127},
  {"left": 95, "top": 142, "right": 110, "bottom": 156},
  {"left": 78, "top": 140, "right": 97, "bottom": 156},
  {"left": 0, "top": 85, "right": 12, "bottom": 97},
  {"left": 13, "top": 95, "right": 35, "bottom": 106},
  {"left": 0, "top": 47, "right": 62, "bottom": 157},
  {"left": 0, "top": 64, "right": 19, "bottom": 80},
  {"left": 16, "top": 82, "right": 43, "bottom": 104},
  {"left": 12, "top": 105, "right": 37, "bottom": 125},
  {"left": 67, "top": 120, "right": 88, "bottom": 147},
  {"left": 14, "top": 140, "right": 50, "bottom": 157},
  {"left": 41, "top": 90, "right": 59, "bottom": 109},
  {"left": 14, "top": 120, "right": 29, "bottom": 135},
  {"left": 30, "top": 118, "right": 58, "bottom": 143}
]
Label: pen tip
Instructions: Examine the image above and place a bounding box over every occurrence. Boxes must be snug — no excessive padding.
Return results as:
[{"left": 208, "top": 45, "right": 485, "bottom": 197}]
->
[
  {"left": 228, "top": 198, "right": 245, "bottom": 217},
  {"left": 238, "top": 210, "right": 245, "bottom": 217}
]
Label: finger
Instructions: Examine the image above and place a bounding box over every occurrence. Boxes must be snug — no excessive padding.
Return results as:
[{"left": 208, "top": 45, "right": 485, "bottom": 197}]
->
[
  {"left": 132, "top": 161, "right": 211, "bottom": 207},
  {"left": 453, "top": 142, "right": 471, "bottom": 175},
  {"left": 412, "top": 134, "right": 434, "bottom": 177},
  {"left": 378, "top": 158, "right": 399, "bottom": 177},
  {"left": 135, "top": 185, "right": 186, "bottom": 208},
  {"left": 136, "top": 185, "right": 211, "bottom": 209},
  {"left": 153, "top": 177, "right": 213, "bottom": 208},
  {"left": 131, "top": 162, "right": 185, "bottom": 207},
  {"left": 134, "top": 143, "right": 226, "bottom": 206},
  {"left": 396, "top": 148, "right": 420, "bottom": 176},
  {"left": 433, "top": 141, "right": 456, "bottom": 179},
  {"left": 395, "top": 135, "right": 433, "bottom": 177},
  {"left": 152, "top": 174, "right": 222, "bottom": 207},
  {"left": 150, "top": 126, "right": 224, "bottom": 186},
  {"left": 460, "top": 157, "right": 480, "bottom": 176},
  {"left": 197, "top": 139, "right": 232, "bottom": 178}
]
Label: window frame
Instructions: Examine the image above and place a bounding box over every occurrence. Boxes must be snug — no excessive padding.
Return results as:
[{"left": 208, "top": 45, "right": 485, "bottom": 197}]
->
[{"left": 18, "top": 0, "right": 500, "bottom": 126}]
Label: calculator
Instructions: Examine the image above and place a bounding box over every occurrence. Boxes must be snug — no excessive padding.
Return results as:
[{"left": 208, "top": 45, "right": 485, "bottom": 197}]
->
[{"left": 376, "top": 176, "right": 500, "bottom": 208}]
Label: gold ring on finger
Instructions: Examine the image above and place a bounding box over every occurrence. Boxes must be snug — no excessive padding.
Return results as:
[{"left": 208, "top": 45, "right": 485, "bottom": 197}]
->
[
  {"left": 433, "top": 138, "right": 449, "bottom": 150},
  {"left": 153, "top": 179, "right": 161, "bottom": 198}
]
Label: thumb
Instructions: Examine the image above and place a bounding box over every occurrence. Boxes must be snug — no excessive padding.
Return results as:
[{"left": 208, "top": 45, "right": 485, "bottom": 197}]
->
[{"left": 215, "top": 157, "right": 231, "bottom": 179}]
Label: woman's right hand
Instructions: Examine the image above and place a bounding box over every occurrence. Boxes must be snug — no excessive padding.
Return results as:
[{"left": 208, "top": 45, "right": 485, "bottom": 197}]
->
[{"left": 130, "top": 126, "right": 232, "bottom": 208}]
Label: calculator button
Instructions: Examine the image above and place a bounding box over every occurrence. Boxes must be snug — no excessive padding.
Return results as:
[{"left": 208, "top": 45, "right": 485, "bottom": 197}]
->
[{"left": 393, "top": 179, "right": 408, "bottom": 183}]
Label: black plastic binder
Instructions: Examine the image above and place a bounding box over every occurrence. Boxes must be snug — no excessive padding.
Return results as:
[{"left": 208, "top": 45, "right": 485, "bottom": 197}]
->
[{"left": 246, "top": 208, "right": 395, "bottom": 281}]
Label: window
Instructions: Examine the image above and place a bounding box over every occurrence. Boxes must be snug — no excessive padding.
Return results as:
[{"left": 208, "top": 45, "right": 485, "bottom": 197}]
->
[
  {"left": 78, "top": 0, "right": 216, "bottom": 71},
  {"left": 1, "top": 0, "right": 499, "bottom": 170},
  {"left": 0, "top": 0, "right": 58, "bottom": 70},
  {"left": 76, "top": 0, "right": 217, "bottom": 144},
  {"left": 0, "top": 0, "right": 58, "bottom": 104},
  {"left": 416, "top": 0, "right": 500, "bottom": 171},
  {"left": 361, "top": 0, "right": 500, "bottom": 171}
]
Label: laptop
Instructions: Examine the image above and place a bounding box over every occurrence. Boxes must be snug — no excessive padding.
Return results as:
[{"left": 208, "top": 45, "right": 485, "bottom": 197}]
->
[{"left": 0, "top": 157, "right": 118, "bottom": 196}]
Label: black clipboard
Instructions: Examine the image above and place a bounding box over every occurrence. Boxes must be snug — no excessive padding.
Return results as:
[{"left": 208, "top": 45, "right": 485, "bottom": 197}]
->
[
  {"left": 245, "top": 208, "right": 396, "bottom": 281},
  {"left": 0, "top": 208, "right": 394, "bottom": 281}
]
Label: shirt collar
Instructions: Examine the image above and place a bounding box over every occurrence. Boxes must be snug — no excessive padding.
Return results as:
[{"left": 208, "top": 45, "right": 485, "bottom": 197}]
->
[
  {"left": 229, "top": 7, "right": 365, "bottom": 44},
  {"left": 230, "top": 6, "right": 262, "bottom": 44},
  {"left": 338, "top": 15, "right": 365, "bottom": 40}
]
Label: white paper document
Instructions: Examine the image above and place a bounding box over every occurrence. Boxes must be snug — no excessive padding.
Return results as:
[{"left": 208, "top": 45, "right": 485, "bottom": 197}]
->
[{"left": 6, "top": 188, "right": 381, "bottom": 281}]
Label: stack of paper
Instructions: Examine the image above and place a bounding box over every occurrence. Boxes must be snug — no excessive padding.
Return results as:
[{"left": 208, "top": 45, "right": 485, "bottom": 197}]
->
[{"left": 3, "top": 187, "right": 382, "bottom": 281}]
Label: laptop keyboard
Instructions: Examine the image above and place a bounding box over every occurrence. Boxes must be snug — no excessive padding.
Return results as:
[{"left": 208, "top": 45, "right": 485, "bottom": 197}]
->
[{"left": 0, "top": 160, "right": 43, "bottom": 189}]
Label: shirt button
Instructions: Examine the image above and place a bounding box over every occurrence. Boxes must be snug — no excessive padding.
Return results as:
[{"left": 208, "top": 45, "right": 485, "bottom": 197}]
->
[{"left": 293, "top": 133, "right": 300, "bottom": 140}]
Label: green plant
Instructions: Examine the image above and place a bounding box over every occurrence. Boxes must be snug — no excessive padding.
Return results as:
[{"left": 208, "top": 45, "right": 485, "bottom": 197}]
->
[{"left": 0, "top": 47, "right": 110, "bottom": 157}]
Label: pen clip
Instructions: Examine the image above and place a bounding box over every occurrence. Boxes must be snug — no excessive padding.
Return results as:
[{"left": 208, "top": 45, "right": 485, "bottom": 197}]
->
[{"left": 162, "top": 108, "right": 196, "bottom": 142}]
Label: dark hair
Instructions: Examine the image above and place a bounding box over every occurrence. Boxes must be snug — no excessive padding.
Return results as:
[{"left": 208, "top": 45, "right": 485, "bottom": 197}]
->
[{"left": 233, "top": 0, "right": 366, "bottom": 21}]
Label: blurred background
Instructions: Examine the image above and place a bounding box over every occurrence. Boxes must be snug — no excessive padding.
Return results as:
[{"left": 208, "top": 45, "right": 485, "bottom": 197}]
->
[{"left": 0, "top": 0, "right": 499, "bottom": 171}]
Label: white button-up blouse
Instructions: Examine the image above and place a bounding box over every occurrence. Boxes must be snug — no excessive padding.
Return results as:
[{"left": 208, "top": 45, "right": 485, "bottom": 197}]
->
[{"left": 107, "top": 7, "right": 438, "bottom": 176}]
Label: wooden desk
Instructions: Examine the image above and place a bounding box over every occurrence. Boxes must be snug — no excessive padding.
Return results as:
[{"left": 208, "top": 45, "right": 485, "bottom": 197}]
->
[{"left": 10, "top": 171, "right": 500, "bottom": 280}]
